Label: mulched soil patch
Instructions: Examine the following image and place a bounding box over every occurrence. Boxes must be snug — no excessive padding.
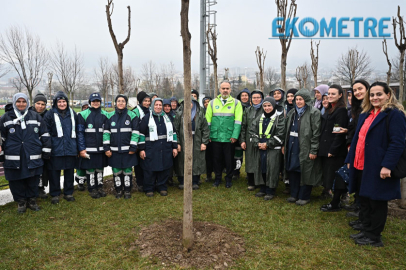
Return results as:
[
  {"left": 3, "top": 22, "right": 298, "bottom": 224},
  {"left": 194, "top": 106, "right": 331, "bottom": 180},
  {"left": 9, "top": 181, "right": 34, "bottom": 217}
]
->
[
  {"left": 103, "top": 176, "right": 138, "bottom": 195},
  {"left": 132, "top": 220, "right": 246, "bottom": 269},
  {"left": 388, "top": 199, "right": 406, "bottom": 220}
]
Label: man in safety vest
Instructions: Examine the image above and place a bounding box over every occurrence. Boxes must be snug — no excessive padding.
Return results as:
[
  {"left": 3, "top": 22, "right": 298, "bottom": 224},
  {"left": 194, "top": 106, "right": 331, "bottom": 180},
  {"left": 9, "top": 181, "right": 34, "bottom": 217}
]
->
[{"left": 205, "top": 81, "right": 243, "bottom": 188}]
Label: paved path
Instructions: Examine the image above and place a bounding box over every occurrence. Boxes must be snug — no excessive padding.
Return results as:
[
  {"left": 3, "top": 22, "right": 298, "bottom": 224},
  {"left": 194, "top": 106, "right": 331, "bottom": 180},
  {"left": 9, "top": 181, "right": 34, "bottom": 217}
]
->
[{"left": 0, "top": 167, "right": 113, "bottom": 206}]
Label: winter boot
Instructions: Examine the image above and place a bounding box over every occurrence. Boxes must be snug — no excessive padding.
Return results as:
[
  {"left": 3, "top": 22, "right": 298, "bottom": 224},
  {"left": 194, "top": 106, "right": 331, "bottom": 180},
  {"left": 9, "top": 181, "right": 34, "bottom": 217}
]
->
[
  {"left": 27, "top": 198, "right": 41, "bottom": 211},
  {"left": 17, "top": 199, "right": 27, "bottom": 213}
]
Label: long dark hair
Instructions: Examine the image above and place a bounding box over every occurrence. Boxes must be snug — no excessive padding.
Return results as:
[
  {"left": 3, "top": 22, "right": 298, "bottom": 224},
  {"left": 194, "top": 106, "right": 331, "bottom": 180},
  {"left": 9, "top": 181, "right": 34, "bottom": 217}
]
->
[
  {"left": 362, "top": 81, "right": 406, "bottom": 115},
  {"left": 351, "top": 79, "right": 370, "bottom": 119},
  {"left": 327, "top": 84, "right": 346, "bottom": 113}
]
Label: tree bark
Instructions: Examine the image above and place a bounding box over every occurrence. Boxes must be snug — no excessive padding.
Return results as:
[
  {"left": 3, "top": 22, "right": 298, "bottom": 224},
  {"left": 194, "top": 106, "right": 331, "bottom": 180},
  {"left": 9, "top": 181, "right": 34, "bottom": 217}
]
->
[
  {"left": 399, "top": 50, "right": 405, "bottom": 101},
  {"left": 180, "top": 0, "right": 194, "bottom": 250},
  {"left": 281, "top": 51, "right": 287, "bottom": 90}
]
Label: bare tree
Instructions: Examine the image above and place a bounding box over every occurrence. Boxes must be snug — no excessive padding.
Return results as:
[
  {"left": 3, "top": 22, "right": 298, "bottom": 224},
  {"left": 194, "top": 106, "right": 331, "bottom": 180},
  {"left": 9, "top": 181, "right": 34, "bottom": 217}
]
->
[
  {"left": 264, "top": 67, "right": 281, "bottom": 90},
  {"left": 335, "top": 47, "right": 372, "bottom": 85},
  {"left": 168, "top": 61, "right": 177, "bottom": 97},
  {"left": 310, "top": 40, "right": 320, "bottom": 87},
  {"left": 47, "top": 72, "right": 53, "bottom": 101},
  {"left": 112, "top": 64, "right": 137, "bottom": 97},
  {"left": 382, "top": 39, "right": 392, "bottom": 86},
  {"left": 393, "top": 5, "right": 406, "bottom": 101},
  {"left": 0, "top": 62, "right": 10, "bottom": 78},
  {"left": 192, "top": 73, "right": 200, "bottom": 92},
  {"left": 155, "top": 74, "right": 161, "bottom": 94},
  {"left": 0, "top": 26, "right": 48, "bottom": 104},
  {"left": 295, "top": 64, "right": 310, "bottom": 89},
  {"left": 255, "top": 46, "right": 267, "bottom": 92},
  {"left": 94, "top": 57, "right": 110, "bottom": 107},
  {"left": 181, "top": 0, "right": 193, "bottom": 249},
  {"left": 206, "top": 24, "right": 218, "bottom": 97},
  {"left": 11, "top": 77, "right": 25, "bottom": 92},
  {"left": 141, "top": 61, "right": 156, "bottom": 92},
  {"left": 105, "top": 0, "right": 131, "bottom": 94},
  {"left": 392, "top": 52, "right": 406, "bottom": 88},
  {"left": 295, "top": 67, "right": 302, "bottom": 89},
  {"left": 275, "top": 0, "right": 297, "bottom": 90},
  {"left": 50, "top": 42, "right": 84, "bottom": 105}
]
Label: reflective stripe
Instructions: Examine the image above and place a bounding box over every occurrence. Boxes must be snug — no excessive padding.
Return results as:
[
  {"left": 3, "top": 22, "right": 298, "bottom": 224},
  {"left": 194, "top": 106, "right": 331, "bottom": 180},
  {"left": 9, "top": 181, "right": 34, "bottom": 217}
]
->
[
  {"left": 121, "top": 146, "right": 130, "bottom": 150},
  {"left": 103, "top": 130, "right": 111, "bottom": 134},
  {"left": 234, "top": 121, "right": 241, "bottom": 124},
  {"left": 213, "top": 113, "right": 234, "bottom": 117},
  {"left": 86, "top": 148, "right": 98, "bottom": 152},
  {"left": 139, "top": 133, "right": 145, "bottom": 137},
  {"left": 26, "top": 120, "right": 40, "bottom": 126},
  {"left": 5, "top": 155, "right": 20, "bottom": 160},
  {"left": 3, "top": 121, "right": 13, "bottom": 127},
  {"left": 103, "top": 140, "right": 110, "bottom": 144},
  {"left": 41, "top": 133, "right": 50, "bottom": 137},
  {"left": 30, "top": 155, "right": 42, "bottom": 160},
  {"left": 290, "top": 131, "right": 298, "bottom": 137},
  {"left": 120, "top": 128, "right": 132, "bottom": 132},
  {"left": 85, "top": 128, "right": 96, "bottom": 133},
  {"left": 208, "top": 122, "right": 211, "bottom": 126},
  {"left": 274, "top": 146, "right": 281, "bottom": 150},
  {"left": 145, "top": 135, "right": 167, "bottom": 141},
  {"left": 132, "top": 130, "right": 140, "bottom": 135},
  {"left": 130, "top": 141, "right": 137, "bottom": 146},
  {"left": 42, "top": 148, "right": 51, "bottom": 153},
  {"left": 99, "top": 147, "right": 104, "bottom": 151},
  {"left": 99, "top": 128, "right": 104, "bottom": 132},
  {"left": 111, "top": 129, "right": 118, "bottom": 133},
  {"left": 138, "top": 141, "right": 145, "bottom": 145},
  {"left": 0, "top": 151, "right": 3, "bottom": 156},
  {"left": 192, "top": 131, "right": 195, "bottom": 135},
  {"left": 110, "top": 146, "right": 118, "bottom": 151},
  {"left": 274, "top": 136, "right": 282, "bottom": 144}
]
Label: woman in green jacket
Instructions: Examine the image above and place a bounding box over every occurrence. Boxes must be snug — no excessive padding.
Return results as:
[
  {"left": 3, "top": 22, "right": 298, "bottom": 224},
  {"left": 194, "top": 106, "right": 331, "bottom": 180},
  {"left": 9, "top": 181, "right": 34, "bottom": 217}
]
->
[
  {"left": 239, "top": 90, "right": 264, "bottom": 190},
  {"left": 250, "top": 97, "right": 286, "bottom": 200},
  {"left": 174, "top": 98, "right": 210, "bottom": 189},
  {"left": 282, "top": 89, "right": 322, "bottom": 206}
]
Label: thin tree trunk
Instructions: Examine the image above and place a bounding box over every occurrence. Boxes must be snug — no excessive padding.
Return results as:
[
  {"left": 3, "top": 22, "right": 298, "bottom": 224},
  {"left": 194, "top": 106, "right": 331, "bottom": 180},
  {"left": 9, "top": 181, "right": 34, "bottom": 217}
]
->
[
  {"left": 118, "top": 53, "right": 124, "bottom": 94},
  {"left": 181, "top": 0, "right": 193, "bottom": 250},
  {"left": 399, "top": 50, "right": 405, "bottom": 102},
  {"left": 214, "top": 65, "right": 218, "bottom": 97},
  {"left": 27, "top": 88, "right": 33, "bottom": 105},
  {"left": 281, "top": 52, "right": 287, "bottom": 90}
]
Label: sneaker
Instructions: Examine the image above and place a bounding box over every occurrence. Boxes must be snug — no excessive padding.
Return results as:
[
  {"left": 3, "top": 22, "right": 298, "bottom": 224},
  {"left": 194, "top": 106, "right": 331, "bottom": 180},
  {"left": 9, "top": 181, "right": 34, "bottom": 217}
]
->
[
  {"left": 286, "top": 197, "right": 297, "bottom": 203},
  {"left": 27, "top": 198, "right": 41, "bottom": 211},
  {"left": 159, "top": 191, "right": 168, "bottom": 196},
  {"left": 255, "top": 192, "right": 266, "bottom": 197},
  {"left": 90, "top": 189, "right": 100, "bottom": 199},
  {"left": 264, "top": 194, "right": 274, "bottom": 201},
  {"left": 296, "top": 199, "right": 310, "bottom": 206},
  {"left": 38, "top": 188, "right": 48, "bottom": 199},
  {"left": 78, "top": 184, "right": 85, "bottom": 191},
  {"left": 115, "top": 191, "right": 123, "bottom": 199},
  {"left": 247, "top": 186, "right": 255, "bottom": 191},
  {"left": 17, "top": 200, "right": 27, "bottom": 213},
  {"left": 146, "top": 192, "right": 154, "bottom": 197},
  {"left": 63, "top": 195, "right": 75, "bottom": 202},
  {"left": 320, "top": 203, "right": 341, "bottom": 212},
  {"left": 98, "top": 188, "right": 107, "bottom": 197},
  {"left": 178, "top": 185, "right": 184, "bottom": 190},
  {"left": 51, "top": 196, "right": 59, "bottom": 205},
  {"left": 192, "top": 184, "right": 199, "bottom": 190},
  {"left": 124, "top": 191, "right": 131, "bottom": 199}
]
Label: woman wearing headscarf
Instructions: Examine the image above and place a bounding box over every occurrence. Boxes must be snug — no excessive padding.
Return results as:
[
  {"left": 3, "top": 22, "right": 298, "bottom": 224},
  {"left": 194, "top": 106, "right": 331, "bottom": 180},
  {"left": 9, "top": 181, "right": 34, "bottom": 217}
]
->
[
  {"left": 313, "top": 84, "right": 329, "bottom": 111},
  {"left": 202, "top": 96, "right": 214, "bottom": 181},
  {"left": 44, "top": 91, "right": 78, "bottom": 204},
  {"left": 132, "top": 91, "right": 151, "bottom": 192},
  {"left": 0, "top": 93, "right": 51, "bottom": 213},
  {"left": 239, "top": 90, "right": 264, "bottom": 190},
  {"left": 284, "top": 88, "right": 298, "bottom": 114},
  {"left": 318, "top": 85, "right": 349, "bottom": 209},
  {"left": 104, "top": 94, "right": 139, "bottom": 199},
  {"left": 234, "top": 88, "right": 252, "bottom": 179},
  {"left": 163, "top": 98, "right": 176, "bottom": 186},
  {"left": 170, "top": 96, "right": 180, "bottom": 113},
  {"left": 138, "top": 98, "right": 178, "bottom": 197},
  {"left": 320, "top": 93, "right": 329, "bottom": 115},
  {"left": 174, "top": 98, "right": 209, "bottom": 190},
  {"left": 76, "top": 92, "right": 110, "bottom": 199},
  {"left": 345, "top": 81, "right": 406, "bottom": 247},
  {"left": 29, "top": 93, "right": 49, "bottom": 199},
  {"left": 282, "top": 89, "right": 322, "bottom": 206},
  {"left": 250, "top": 97, "right": 286, "bottom": 200},
  {"left": 269, "top": 88, "right": 286, "bottom": 116}
]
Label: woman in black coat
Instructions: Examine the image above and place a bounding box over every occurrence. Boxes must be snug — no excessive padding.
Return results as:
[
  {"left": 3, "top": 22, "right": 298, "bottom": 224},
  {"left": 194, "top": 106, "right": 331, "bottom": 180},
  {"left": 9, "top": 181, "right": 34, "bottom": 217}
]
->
[
  {"left": 345, "top": 81, "right": 406, "bottom": 247},
  {"left": 318, "top": 85, "right": 349, "bottom": 211}
]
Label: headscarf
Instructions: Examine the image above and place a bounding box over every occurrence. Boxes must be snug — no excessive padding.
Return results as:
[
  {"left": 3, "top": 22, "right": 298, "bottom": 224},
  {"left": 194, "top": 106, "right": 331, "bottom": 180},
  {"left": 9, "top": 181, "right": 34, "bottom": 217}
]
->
[
  {"left": 269, "top": 88, "right": 285, "bottom": 105},
  {"left": 251, "top": 90, "right": 264, "bottom": 110},
  {"left": 12, "top": 93, "right": 30, "bottom": 129},
  {"left": 237, "top": 88, "right": 251, "bottom": 108},
  {"left": 115, "top": 94, "right": 128, "bottom": 114},
  {"left": 320, "top": 92, "right": 329, "bottom": 115},
  {"left": 313, "top": 84, "right": 329, "bottom": 109},
  {"left": 151, "top": 98, "right": 164, "bottom": 117}
]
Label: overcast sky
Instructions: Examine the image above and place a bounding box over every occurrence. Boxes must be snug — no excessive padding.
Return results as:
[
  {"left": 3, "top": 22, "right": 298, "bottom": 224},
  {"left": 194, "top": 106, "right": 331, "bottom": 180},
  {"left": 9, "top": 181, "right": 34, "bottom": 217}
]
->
[{"left": 0, "top": 0, "right": 403, "bottom": 77}]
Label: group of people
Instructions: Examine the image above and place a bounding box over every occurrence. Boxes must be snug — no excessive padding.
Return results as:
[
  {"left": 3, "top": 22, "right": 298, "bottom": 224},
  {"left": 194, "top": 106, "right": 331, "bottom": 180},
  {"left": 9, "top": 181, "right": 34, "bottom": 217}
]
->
[{"left": 1, "top": 79, "right": 405, "bottom": 248}]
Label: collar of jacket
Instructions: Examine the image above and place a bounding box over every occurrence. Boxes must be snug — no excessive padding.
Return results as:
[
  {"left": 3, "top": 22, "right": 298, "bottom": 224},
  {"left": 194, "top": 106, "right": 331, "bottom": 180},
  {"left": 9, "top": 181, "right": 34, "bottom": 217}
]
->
[{"left": 216, "top": 94, "right": 233, "bottom": 105}]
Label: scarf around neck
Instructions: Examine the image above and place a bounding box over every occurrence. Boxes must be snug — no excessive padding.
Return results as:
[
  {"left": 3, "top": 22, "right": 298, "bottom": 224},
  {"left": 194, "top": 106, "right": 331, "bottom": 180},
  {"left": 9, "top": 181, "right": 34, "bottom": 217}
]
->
[
  {"left": 54, "top": 108, "right": 76, "bottom": 138},
  {"left": 148, "top": 111, "right": 174, "bottom": 142},
  {"left": 295, "top": 105, "right": 308, "bottom": 118}
]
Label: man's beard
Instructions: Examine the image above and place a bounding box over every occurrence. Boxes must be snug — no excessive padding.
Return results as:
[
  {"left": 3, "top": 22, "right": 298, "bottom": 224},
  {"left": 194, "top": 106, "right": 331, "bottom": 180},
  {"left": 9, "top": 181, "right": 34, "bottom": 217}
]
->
[{"left": 221, "top": 94, "right": 230, "bottom": 99}]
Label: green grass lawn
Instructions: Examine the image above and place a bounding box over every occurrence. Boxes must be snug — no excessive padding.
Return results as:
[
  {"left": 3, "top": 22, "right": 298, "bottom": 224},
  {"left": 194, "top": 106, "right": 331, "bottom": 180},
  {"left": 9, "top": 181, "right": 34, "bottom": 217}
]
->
[
  {"left": 0, "top": 172, "right": 405, "bottom": 269},
  {"left": 0, "top": 176, "right": 8, "bottom": 190}
]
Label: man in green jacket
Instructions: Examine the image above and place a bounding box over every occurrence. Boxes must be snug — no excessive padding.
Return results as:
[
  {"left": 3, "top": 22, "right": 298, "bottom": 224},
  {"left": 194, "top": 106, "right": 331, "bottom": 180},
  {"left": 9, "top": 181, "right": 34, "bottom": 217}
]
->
[{"left": 205, "top": 81, "right": 243, "bottom": 188}]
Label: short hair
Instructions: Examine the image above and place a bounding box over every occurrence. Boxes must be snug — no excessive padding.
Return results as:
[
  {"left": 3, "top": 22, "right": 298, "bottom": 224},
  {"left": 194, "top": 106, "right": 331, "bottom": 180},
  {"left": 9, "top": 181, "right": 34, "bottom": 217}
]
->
[{"left": 219, "top": 80, "right": 231, "bottom": 87}]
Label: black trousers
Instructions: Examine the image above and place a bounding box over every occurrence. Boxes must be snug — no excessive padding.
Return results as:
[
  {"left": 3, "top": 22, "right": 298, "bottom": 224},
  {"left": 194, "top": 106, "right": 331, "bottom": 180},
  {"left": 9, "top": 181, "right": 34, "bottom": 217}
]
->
[
  {"left": 363, "top": 198, "right": 388, "bottom": 240},
  {"left": 354, "top": 169, "right": 368, "bottom": 226},
  {"left": 48, "top": 169, "right": 75, "bottom": 197},
  {"left": 134, "top": 165, "right": 144, "bottom": 187},
  {"left": 178, "top": 175, "right": 200, "bottom": 185},
  {"left": 205, "top": 142, "right": 214, "bottom": 177},
  {"left": 8, "top": 176, "right": 39, "bottom": 202},
  {"left": 38, "top": 161, "right": 49, "bottom": 188},
  {"left": 143, "top": 169, "right": 170, "bottom": 193},
  {"left": 212, "top": 142, "right": 234, "bottom": 184},
  {"left": 259, "top": 173, "right": 276, "bottom": 195},
  {"left": 247, "top": 173, "right": 255, "bottom": 187},
  {"left": 321, "top": 156, "right": 346, "bottom": 191},
  {"left": 288, "top": 171, "right": 312, "bottom": 200}
]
